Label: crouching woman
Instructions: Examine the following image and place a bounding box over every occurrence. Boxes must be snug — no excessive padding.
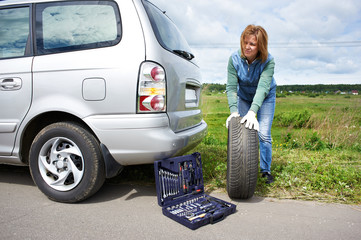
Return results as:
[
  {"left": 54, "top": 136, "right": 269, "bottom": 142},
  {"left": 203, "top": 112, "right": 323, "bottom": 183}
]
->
[{"left": 226, "top": 24, "right": 276, "bottom": 184}]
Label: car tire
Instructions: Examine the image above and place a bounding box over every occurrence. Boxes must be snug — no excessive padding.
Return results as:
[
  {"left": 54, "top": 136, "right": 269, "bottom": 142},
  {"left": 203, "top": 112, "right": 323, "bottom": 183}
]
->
[
  {"left": 29, "top": 122, "right": 105, "bottom": 203},
  {"left": 226, "top": 116, "right": 259, "bottom": 199}
]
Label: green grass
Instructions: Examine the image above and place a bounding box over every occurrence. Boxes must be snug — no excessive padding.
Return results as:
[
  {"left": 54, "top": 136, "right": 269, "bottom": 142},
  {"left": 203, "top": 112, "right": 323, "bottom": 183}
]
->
[
  {"left": 190, "top": 93, "right": 361, "bottom": 204},
  {"left": 113, "top": 93, "right": 361, "bottom": 204}
]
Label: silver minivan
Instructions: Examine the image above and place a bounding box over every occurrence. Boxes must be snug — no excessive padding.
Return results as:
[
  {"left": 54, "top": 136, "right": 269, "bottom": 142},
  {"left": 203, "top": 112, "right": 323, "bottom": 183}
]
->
[{"left": 0, "top": 0, "right": 207, "bottom": 202}]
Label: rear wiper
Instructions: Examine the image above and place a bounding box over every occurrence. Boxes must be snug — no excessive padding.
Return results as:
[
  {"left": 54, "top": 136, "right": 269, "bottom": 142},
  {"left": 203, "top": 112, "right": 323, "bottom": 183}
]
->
[{"left": 173, "top": 50, "right": 195, "bottom": 60}]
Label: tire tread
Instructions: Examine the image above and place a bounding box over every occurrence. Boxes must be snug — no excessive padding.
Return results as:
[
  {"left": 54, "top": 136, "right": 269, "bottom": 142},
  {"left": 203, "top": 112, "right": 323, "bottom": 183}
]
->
[{"left": 227, "top": 116, "right": 259, "bottom": 199}]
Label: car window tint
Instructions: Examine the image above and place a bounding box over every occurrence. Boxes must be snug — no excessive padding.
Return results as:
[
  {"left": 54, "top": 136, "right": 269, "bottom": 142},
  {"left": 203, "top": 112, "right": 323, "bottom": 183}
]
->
[
  {"left": 0, "top": 7, "right": 30, "bottom": 59},
  {"left": 143, "top": 0, "right": 192, "bottom": 53},
  {"left": 36, "top": 1, "right": 121, "bottom": 54}
]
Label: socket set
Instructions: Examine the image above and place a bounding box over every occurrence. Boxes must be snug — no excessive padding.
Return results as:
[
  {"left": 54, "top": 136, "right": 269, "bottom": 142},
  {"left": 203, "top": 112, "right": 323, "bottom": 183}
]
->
[{"left": 154, "top": 152, "right": 236, "bottom": 230}]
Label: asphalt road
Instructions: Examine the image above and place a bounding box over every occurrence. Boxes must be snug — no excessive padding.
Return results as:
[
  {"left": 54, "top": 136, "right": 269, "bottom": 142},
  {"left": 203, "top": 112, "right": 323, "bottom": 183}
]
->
[{"left": 1, "top": 164, "right": 360, "bottom": 240}]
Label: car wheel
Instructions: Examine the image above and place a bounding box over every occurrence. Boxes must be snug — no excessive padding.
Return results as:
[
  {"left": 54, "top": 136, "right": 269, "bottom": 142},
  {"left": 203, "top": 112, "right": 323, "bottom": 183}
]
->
[
  {"left": 226, "top": 116, "right": 259, "bottom": 199},
  {"left": 29, "top": 122, "right": 105, "bottom": 203}
]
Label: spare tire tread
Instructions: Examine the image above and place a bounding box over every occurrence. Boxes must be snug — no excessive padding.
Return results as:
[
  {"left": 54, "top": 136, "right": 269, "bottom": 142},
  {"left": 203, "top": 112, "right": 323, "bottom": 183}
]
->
[{"left": 227, "top": 116, "right": 259, "bottom": 199}]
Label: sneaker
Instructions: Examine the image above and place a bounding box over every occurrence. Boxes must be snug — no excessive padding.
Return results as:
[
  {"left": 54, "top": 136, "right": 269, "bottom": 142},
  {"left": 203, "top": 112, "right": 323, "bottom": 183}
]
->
[{"left": 262, "top": 172, "right": 274, "bottom": 184}]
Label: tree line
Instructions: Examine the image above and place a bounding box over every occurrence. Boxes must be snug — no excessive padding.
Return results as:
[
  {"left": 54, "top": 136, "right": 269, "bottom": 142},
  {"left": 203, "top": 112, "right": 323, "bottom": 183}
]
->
[{"left": 203, "top": 83, "right": 361, "bottom": 93}]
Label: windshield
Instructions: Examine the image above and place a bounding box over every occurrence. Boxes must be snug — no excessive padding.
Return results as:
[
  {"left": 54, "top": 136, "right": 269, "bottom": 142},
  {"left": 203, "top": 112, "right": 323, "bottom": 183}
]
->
[{"left": 143, "top": 0, "right": 193, "bottom": 58}]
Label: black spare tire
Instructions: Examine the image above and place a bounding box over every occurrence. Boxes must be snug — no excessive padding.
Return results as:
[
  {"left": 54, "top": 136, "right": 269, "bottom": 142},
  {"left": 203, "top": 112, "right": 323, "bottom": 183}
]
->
[{"left": 227, "top": 116, "right": 259, "bottom": 199}]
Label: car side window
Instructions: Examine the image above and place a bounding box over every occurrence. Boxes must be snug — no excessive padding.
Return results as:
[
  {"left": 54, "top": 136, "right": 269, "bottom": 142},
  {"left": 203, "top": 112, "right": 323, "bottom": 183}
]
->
[
  {"left": 36, "top": 1, "right": 121, "bottom": 55},
  {"left": 0, "top": 7, "right": 30, "bottom": 59}
]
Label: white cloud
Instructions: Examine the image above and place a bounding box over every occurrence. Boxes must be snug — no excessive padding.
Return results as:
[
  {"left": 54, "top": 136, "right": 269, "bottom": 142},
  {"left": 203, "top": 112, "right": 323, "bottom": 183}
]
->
[{"left": 150, "top": 0, "right": 361, "bottom": 85}]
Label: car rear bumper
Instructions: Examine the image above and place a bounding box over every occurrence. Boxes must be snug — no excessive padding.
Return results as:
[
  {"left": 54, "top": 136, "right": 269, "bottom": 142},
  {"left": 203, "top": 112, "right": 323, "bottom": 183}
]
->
[{"left": 83, "top": 113, "right": 207, "bottom": 165}]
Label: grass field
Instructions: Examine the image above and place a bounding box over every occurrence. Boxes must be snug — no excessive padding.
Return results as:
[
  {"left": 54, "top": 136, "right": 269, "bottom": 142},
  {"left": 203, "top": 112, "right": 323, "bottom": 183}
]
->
[{"left": 191, "top": 93, "right": 361, "bottom": 204}]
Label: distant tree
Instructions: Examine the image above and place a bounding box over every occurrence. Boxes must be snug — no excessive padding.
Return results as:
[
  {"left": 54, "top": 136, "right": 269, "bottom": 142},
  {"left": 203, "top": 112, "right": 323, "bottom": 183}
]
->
[
  {"left": 203, "top": 83, "right": 226, "bottom": 93},
  {"left": 276, "top": 84, "right": 361, "bottom": 93},
  {"left": 203, "top": 83, "right": 361, "bottom": 95}
]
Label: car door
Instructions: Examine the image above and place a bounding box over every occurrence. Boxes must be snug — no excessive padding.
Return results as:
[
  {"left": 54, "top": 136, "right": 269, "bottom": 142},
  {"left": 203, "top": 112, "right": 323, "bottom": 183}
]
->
[{"left": 0, "top": 6, "right": 32, "bottom": 155}]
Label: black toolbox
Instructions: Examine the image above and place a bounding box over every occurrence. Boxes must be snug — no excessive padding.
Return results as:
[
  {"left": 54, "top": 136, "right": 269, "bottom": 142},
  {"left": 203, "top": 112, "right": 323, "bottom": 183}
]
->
[{"left": 154, "top": 152, "right": 236, "bottom": 230}]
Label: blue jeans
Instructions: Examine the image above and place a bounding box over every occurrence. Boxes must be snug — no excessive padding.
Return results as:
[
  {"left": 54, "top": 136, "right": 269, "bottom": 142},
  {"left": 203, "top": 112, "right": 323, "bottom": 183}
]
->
[{"left": 238, "top": 88, "right": 276, "bottom": 173}]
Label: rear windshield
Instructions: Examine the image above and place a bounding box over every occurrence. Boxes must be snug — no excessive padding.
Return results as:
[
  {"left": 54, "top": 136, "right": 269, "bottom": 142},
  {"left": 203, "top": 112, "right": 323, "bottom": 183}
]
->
[{"left": 143, "top": 0, "right": 193, "bottom": 56}]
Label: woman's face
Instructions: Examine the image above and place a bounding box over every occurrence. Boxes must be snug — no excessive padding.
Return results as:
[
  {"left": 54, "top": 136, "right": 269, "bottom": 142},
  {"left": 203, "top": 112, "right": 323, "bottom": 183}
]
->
[{"left": 243, "top": 34, "right": 258, "bottom": 62}]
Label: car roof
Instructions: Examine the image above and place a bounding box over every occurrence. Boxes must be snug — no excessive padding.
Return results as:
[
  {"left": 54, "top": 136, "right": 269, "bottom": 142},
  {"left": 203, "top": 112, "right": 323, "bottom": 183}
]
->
[
  {"left": 0, "top": 0, "right": 58, "bottom": 6},
  {"left": 0, "top": 0, "right": 119, "bottom": 7}
]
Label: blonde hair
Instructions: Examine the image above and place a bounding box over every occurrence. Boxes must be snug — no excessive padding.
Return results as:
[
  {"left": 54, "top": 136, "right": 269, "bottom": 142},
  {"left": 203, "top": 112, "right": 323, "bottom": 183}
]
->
[{"left": 240, "top": 25, "right": 268, "bottom": 62}]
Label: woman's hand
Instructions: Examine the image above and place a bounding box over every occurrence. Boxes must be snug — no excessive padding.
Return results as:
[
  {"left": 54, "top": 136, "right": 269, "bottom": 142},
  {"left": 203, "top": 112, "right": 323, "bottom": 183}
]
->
[
  {"left": 241, "top": 111, "right": 259, "bottom": 131},
  {"left": 226, "top": 112, "right": 240, "bottom": 128}
]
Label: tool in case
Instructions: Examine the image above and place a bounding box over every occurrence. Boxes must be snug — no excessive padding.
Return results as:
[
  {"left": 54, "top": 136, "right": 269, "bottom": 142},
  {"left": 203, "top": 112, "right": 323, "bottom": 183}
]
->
[{"left": 154, "top": 152, "right": 236, "bottom": 230}]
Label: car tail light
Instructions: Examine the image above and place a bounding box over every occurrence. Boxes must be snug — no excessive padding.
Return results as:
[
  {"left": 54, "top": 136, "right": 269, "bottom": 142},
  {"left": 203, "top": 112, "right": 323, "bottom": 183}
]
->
[{"left": 137, "top": 62, "right": 166, "bottom": 112}]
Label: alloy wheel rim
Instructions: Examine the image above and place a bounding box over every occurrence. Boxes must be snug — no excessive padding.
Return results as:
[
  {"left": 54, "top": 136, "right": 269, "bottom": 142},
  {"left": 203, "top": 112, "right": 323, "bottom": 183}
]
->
[{"left": 38, "top": 137, "right": 84, "bottom": 191}]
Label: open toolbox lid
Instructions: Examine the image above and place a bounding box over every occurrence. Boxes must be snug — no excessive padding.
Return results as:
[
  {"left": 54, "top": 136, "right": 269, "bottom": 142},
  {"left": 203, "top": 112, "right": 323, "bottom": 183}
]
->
[
  {"left": 154, "top": 152, "right": 237, "bottom": 230},
  {"left": 154, "top": 152, "right": 204, "bottom": 207}
]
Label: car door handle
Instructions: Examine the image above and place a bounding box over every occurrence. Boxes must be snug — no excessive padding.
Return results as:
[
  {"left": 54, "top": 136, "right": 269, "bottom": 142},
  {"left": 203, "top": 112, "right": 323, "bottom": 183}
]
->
[{"left": 0, "top": 78, "right": 22, "bottom": 90}]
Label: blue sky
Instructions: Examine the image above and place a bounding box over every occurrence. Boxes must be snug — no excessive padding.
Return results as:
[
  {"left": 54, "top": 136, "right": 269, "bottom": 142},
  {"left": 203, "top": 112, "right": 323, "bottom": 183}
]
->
[{"left": 151, "top": 0, "right": 361, "bottom": 85}]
